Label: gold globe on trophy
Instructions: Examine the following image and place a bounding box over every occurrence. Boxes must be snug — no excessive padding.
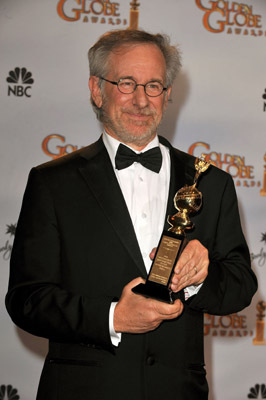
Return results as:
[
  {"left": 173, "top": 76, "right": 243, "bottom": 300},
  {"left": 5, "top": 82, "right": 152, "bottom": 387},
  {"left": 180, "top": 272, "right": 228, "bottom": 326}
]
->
[{"left": 168, "top": 157, "right": 210, "bottom": 236}]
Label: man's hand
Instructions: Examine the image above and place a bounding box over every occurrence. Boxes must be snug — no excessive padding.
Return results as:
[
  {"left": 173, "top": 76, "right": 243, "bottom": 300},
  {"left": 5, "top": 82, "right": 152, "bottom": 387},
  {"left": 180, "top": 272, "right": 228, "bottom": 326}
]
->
[
  {"left": 150, "top": 239, "right": 209, "bottom": 293},
  {"left": 114, "top": 277, "right": 183, "bottom": 334},
  {"left": 170, "top": 239, "right": 209, "bottom": 292}
]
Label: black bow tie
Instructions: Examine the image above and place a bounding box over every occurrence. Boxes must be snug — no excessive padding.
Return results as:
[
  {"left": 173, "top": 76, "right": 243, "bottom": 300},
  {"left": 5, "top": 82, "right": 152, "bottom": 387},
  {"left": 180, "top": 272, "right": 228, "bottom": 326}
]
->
[{"left": 115, "top": 143, "right": 162, "bottom": 173}]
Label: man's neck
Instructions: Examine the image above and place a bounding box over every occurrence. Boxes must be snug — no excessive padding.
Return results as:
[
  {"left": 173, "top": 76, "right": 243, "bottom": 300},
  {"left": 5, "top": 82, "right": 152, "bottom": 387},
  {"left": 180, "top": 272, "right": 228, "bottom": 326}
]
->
[{"left": 104, "top": 128, "right": 157, "bottom": 151}]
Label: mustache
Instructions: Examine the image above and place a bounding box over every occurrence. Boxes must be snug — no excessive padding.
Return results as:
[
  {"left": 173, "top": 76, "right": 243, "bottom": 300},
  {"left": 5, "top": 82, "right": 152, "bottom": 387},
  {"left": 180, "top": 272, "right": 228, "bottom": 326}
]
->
[{"left": 121, "top": 107, "right": 156, "bottom": 116}]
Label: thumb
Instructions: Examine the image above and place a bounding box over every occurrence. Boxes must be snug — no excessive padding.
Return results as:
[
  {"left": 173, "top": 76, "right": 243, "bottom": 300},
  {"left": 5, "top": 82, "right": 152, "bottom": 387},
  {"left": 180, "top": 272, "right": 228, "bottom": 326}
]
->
[{"left": 126, "top": 277, "right": 145, "bottom": 290}]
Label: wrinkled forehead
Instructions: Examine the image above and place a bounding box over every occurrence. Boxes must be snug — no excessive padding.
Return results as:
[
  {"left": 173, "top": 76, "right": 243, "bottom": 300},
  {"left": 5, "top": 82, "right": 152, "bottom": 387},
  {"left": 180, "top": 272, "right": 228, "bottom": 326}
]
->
[{"left": 106, "top": 43, "right": 167, "bottom": 78}]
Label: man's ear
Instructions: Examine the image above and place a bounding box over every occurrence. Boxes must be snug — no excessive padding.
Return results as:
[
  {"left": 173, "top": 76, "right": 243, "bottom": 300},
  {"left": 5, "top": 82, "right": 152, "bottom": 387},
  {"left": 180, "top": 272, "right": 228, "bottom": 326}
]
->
[{"left": 89, "top": 76, "right": 103, "bottom": 108}]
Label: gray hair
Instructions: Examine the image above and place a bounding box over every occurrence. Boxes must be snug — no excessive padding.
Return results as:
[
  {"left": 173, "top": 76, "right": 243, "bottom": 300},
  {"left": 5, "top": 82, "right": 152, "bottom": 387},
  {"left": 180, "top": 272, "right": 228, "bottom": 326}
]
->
[{"left": 88, "top": 29, "right": 182, "bottom": 121}]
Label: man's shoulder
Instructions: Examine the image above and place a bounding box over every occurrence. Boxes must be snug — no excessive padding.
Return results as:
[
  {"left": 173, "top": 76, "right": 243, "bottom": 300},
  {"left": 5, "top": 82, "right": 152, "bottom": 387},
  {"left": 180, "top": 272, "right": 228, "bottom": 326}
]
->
[{"left": 35, "top": 137, "right": 105, "bottom": 174}]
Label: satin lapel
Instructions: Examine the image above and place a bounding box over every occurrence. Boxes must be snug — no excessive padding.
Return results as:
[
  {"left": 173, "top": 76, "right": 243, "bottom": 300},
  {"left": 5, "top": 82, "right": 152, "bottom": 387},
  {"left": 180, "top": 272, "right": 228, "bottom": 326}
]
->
[{"left": 78, "top": 139, "right": 146, "bottom": 277}]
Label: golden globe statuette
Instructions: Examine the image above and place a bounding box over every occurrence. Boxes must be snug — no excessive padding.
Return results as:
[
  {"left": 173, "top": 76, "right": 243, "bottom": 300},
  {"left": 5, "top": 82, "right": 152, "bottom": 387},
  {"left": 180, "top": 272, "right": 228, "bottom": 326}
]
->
[
  {"left": 128, "top": 0, "right": 140, "bottom": 30},
  {"left": 132, "top": 156, "right": 211, "bottom": 303},
  {"left": 260, "top": 154, "right": 266, "bottom": 196},
  {"left": 253, "top": 301, "right": 266, "bottom": 345}
]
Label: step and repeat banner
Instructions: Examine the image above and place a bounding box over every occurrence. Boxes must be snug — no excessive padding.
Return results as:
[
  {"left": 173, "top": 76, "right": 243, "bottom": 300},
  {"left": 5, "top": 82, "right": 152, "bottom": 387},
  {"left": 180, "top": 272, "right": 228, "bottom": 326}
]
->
[{"left": 1, "top": 1, "right": 266, "bottom": 399}]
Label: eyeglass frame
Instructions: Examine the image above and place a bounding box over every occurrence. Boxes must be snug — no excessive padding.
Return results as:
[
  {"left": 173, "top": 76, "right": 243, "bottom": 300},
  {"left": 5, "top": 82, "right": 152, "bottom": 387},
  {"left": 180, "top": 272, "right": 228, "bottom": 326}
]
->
[{"left": 99, "top": 77, "right": 168, "bottom": 98}]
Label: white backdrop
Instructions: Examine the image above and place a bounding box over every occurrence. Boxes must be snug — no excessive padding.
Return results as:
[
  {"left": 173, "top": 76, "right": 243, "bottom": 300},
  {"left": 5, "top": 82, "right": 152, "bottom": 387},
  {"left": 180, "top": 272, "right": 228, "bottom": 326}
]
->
[{"left": 1, "top": 1, "right": 266, "bottom": 399}]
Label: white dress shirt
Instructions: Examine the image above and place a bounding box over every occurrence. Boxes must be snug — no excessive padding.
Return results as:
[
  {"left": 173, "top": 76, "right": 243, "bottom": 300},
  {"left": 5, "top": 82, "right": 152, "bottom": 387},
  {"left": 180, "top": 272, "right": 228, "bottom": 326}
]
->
[
  {"left": 102, "top": 131, "right": 200, "bottom": 346},
  {"left": 103, "top": 132, "right": 170, "bottom": 271}
]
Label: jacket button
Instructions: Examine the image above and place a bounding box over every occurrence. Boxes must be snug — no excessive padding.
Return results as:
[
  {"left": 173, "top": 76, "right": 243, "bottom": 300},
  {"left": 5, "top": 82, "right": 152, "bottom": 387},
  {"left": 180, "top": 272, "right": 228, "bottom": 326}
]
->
[{"left": 146, "top": 356, "right": 155, "bottom": 366}]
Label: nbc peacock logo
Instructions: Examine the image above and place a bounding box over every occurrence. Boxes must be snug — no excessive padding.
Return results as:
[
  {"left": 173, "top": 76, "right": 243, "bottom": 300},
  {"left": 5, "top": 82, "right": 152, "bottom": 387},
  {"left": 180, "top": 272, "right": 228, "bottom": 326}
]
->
[
  {"left": 263, "top": 89, "right": 266, "bottom": 112},
  {"left": 0, "top": 385, "right": 20, "bottom": 400},
  {"left": 247, "top": 383, "right": 266, "bottom": 398},
  {"left": 6, "top": 67, "right": 34, "bottom": 97}
]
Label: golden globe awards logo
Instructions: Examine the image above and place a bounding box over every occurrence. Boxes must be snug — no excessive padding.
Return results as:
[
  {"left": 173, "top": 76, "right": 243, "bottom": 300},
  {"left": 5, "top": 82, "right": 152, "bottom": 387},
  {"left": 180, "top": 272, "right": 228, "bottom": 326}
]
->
[
  {"left": 204, "top": 312, "right": 253, "bottom": 337},
  {"left": 42, "top": 134, "right": 81, "bottom": 159},
  {"left": 57, "top": 0, "right": 127, "bottom": 26},
  {"left": 195, "top": 0, "right": 266, "bottom": 37},
  {"left": 188, "top": 142, "right": 260, "bottom": 188}
]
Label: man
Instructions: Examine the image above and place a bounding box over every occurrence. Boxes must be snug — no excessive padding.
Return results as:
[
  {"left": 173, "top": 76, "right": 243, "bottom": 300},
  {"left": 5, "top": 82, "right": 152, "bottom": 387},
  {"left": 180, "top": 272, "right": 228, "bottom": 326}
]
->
[{"left": 6, "top": 29, "right": 257, "bottom": 400}]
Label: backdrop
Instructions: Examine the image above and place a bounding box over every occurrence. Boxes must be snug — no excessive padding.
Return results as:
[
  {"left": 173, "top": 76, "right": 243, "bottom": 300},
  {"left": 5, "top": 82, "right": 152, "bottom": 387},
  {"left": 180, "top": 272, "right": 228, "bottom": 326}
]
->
[{"left": 1, "top": 1, "right": 266, "bottom": 399}]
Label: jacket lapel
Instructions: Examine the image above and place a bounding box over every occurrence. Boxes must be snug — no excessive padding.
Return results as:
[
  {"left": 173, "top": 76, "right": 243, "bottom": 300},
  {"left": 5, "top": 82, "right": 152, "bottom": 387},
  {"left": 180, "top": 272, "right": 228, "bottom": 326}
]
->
[{"left": 78, "top": 137, "right": 147, "bottom": 277}]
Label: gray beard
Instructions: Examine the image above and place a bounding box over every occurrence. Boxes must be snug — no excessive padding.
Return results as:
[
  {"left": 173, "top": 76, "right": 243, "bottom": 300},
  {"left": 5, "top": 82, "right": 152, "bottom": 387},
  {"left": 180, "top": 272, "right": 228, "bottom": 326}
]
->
[{"left": 101, "top": 101, "right": 164, "bottom": 148}]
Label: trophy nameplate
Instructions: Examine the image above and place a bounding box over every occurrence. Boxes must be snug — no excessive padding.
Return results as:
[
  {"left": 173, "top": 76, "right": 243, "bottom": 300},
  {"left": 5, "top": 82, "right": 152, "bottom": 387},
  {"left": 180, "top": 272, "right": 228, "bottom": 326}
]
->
[{"left": 132, "top": 156, "right": 211, "bottom": 303}]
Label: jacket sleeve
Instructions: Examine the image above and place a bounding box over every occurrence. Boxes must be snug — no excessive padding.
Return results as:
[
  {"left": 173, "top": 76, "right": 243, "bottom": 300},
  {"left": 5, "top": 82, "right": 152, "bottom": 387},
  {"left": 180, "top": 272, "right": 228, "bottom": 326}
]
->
[
  {"left": 5, "top": 167, "right": 114, "bottom": 351},
  {"left": 188, "top": 172, "right": 257, "bottom": 315}
]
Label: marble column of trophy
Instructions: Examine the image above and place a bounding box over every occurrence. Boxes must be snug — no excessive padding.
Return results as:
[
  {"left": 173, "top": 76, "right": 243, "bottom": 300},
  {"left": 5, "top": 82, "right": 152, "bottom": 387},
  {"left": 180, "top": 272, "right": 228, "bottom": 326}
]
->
[{"left": 132, "top": 156, "right": 211, "bottom": 303}]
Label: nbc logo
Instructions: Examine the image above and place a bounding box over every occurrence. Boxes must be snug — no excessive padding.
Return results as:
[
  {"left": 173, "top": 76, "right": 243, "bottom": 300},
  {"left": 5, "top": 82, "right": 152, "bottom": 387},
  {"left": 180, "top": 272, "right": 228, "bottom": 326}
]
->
[
  {"left": 247, "top": 383, "right": 266, "bottom": 398},
  {"left": 0, "top": 384, "right": 20, "bottom": 400},
  {"left": 263, "top": 88, "right": 266, "bottom": 112},
  {"left": 6, "top": 67, "right": 34, "bottom": 97}
]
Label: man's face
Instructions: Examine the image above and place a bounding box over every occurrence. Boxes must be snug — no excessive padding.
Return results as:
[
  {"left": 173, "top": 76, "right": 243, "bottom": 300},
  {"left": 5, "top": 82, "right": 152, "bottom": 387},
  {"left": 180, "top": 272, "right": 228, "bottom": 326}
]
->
[{"left": 90, "top": 44, "right": 171, "bottom": 150}]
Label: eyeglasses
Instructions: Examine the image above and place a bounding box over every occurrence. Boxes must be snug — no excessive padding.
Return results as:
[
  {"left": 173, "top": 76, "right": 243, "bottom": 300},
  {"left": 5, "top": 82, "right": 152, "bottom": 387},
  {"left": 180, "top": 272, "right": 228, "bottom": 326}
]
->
[{"left": 100, "top": 77, "right": 167, "bottom": 97}]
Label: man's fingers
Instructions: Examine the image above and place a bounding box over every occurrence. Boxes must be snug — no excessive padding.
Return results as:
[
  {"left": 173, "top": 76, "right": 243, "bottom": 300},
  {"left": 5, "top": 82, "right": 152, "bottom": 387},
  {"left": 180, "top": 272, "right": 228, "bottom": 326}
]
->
[
  {"left": 149, "top": 247, "right": 157, "bottom": 260},
  {"left": 115, "top": 277, "right": 184, "bottom": 334},
  {"left": 152, "top": 298, "right": 184, "bottom": 318},
  {"left": 172, "top": 240, "right": 209, "bottom": 287}
]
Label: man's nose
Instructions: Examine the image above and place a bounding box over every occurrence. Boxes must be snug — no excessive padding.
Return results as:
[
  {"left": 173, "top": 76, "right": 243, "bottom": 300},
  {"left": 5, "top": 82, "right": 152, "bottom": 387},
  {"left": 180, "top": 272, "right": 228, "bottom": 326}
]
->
[{"left": 132, "top": 85, "right": 149, "bottom": 108}]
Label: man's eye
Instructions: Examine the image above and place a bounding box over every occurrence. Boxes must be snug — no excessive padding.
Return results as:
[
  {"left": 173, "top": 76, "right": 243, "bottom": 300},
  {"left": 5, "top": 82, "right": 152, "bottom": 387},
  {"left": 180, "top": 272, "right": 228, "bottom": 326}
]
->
[
  {"left": 120, "top": 80, "right": 134, "bottom": 87},
  {"left": 147, "top": 82, "right": 160, "bottom": 90}
]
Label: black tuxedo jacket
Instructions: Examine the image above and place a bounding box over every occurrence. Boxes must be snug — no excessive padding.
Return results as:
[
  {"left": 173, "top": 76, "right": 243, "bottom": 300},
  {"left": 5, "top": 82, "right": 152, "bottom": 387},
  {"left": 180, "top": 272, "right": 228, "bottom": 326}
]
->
[{"left": 6, "top": 136, "right": 257, "bottom": 400}]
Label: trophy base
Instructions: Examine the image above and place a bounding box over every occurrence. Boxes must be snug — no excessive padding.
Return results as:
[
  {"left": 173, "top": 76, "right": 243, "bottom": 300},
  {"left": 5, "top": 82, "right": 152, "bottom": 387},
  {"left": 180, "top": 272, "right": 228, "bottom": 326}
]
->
[
  {"left": 132, "top": 230, "right": 187, "bottom": 304},
  {"left": 132, "top": 282, "right": 174, "bottom": 304}
]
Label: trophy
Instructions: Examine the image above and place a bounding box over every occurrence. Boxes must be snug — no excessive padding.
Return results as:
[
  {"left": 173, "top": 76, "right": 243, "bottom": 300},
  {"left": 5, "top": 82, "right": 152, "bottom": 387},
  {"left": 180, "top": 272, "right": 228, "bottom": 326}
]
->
[
  {"left": 132, "top": 156, "right": 211, "bottom": 303},
  {"left": 253, "top": 301, "right": 266, "bottom": 345},
  {"left": 260, "top": 154, "right": 266, "bottom": 196},
  {"left": 128, "top": 0, "right": 140, "bottom": 30}
]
